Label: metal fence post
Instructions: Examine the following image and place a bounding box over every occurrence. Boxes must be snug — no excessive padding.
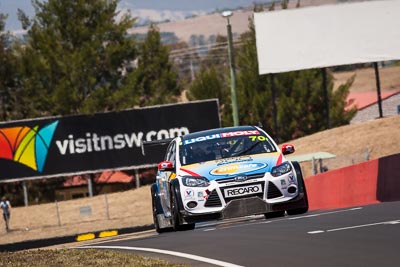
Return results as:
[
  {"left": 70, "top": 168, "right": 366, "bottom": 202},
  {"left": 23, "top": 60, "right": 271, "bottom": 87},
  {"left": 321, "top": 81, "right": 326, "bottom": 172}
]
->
[
  {"left": 55, "top": 200, "right": 61, "bottom": 226},
  {"left": 311, "top": 157, "right": 316, "bottom": 175},
  {"left": 104, "top": 194, "right": 110, "bottom": 220},
  {"left": 365, "top": 147, "right": 370, "bottom": 161},
  {"left": 135, "top": 169, "right": 140, "bottom": 189}
]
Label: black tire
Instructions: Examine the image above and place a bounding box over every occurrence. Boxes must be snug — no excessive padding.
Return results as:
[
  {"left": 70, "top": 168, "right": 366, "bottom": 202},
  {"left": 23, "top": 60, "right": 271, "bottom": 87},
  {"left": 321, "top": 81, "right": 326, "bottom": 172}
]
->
[
  {"left": 151, "top": 184, "right": 168, "bottom": 233},
  {"left": 286, "top": 162, "right": 309, "bottom": 216},
  {"left": 264, "top": 210, "right": 285, "bottom": 219},
  {"left": 170, "top": 182, "right": 195, "bottom": 231}
]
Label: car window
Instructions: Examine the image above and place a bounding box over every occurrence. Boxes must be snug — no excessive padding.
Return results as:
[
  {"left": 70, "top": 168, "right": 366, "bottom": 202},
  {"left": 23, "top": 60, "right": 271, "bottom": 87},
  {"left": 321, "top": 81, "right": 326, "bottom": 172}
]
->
[
  {"left": 165, "top": 141, "right": 176, "bottom": 166},
  {"left": 180, "top": 131, "right": 276, "bottom": 165}
]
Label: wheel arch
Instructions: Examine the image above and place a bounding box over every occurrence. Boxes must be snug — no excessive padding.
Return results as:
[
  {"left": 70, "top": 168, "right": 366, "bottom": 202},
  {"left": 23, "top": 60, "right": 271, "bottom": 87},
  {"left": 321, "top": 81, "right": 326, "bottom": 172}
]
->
[
  {"left": 170, "top": 178, "right": 185, "bottom": 212},
  {"left": 151, "top": 183, "right": 163, "bottom": 214}
]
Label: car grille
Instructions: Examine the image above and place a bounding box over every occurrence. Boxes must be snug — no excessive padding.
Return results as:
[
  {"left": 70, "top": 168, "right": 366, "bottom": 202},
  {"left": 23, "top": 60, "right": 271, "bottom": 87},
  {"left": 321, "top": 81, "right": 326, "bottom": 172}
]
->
[
  {"left": 216, "top": 173, "right": 265, "bottom": 184},
  {"left": 221, "top": 182, "right": 265, "bottom": 203},
  {"left": 204, "top": 190, "right": 222, "bottom": 207},
  {"left": 267, "top": 182, "right": 283, "bottom": 199}
]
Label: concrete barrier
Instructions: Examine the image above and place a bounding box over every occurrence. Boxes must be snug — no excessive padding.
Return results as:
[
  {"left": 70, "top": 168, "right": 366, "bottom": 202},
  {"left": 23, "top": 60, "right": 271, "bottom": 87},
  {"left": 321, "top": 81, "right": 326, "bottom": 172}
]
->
[{"left": 305, "top": 153, "right": 400, "bottom": 211}]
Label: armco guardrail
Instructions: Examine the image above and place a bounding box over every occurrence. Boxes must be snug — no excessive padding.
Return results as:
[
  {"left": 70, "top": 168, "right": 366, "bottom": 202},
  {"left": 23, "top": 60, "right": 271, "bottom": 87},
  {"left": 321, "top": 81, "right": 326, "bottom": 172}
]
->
[{"left": 305, "top": 153, "right": 400, "bottom": 210}]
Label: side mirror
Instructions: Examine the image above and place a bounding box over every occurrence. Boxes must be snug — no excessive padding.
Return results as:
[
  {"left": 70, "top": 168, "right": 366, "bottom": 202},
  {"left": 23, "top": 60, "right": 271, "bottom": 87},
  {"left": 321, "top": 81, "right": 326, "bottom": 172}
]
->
[
  {"left": 282, "top": 144, "right": 295, "bottom": 155},
  {"left": 158, "top": 161, "right": 174, "bottom": 171}
]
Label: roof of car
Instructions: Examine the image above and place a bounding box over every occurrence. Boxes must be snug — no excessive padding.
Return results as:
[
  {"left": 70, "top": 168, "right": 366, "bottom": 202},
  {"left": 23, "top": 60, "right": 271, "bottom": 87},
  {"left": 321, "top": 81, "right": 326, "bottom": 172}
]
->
[{"left": 180, "top": 125, "right": 259, "bottom": 141}]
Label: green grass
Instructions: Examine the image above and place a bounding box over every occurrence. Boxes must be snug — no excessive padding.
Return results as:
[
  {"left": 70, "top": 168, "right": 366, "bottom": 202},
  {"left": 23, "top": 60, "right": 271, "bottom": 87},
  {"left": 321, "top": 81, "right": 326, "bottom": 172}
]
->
[{"left": 0, "top": 249, "right": 187, "bottom": 267}]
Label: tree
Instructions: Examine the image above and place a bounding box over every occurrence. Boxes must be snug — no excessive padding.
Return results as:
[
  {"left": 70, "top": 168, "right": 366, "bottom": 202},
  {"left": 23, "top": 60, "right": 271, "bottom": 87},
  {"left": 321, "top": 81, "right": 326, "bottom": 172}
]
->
[
  {"left": 187, "top": 35, "right": 233, "bottom": 126},
  {"left": 0, "top": 14, "right": 18, "bottom": 121},
  {"left": 134, "top": 24, "right": 181, "bottom": 106},
  {"left": 236, "top": 15, "right": 274, "bottom": 133},
  {"left": 15, "top": 0, "right": 138, "bottom": 116},
  {"left": 187, "top": 66, "right": 231, "bottom": 125},
  {"left": 187, "top": 67, "right": 223, "bottom": 100},
  {"left": 168, "top": 41, "right": 200, "bottom": 84}
]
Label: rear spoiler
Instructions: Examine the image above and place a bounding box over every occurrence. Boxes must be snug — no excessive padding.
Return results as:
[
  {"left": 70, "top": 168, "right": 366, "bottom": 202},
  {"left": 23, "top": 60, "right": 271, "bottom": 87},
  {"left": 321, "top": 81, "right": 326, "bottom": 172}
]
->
[{"left": 141, "top": 138, "right": 174, "bottom": 156}]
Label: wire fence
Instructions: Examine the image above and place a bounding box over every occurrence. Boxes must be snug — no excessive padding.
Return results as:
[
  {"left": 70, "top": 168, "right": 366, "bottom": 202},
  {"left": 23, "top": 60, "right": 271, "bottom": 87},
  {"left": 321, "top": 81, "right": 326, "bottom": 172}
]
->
[{"left": 0, "top": 188, "right": 153, "bottom": 244}]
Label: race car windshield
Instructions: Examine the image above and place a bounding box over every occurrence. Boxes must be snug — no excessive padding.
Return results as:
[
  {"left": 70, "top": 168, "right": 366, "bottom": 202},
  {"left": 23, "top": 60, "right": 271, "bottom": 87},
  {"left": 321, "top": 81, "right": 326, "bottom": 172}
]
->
[{"left": 180, "top": 132, "right": 277, "bottom": 165}]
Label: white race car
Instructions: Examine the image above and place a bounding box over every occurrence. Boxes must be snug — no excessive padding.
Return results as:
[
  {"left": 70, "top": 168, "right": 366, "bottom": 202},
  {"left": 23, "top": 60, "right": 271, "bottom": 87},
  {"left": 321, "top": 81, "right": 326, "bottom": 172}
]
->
[{"left": 149, "top": 126, "right": 308, "bottom": 233}]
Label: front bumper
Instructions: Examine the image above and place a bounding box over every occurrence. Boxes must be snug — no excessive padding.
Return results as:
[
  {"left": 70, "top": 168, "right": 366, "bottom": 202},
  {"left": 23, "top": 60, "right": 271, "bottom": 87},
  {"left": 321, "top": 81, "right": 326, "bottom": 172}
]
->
[{"left": 182, "top": 191, "right": 307, "bottom": 223}]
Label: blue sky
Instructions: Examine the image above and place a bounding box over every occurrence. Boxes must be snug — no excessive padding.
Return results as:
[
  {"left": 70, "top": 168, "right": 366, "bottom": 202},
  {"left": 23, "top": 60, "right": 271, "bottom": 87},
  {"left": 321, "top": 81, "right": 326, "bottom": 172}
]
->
[{"left": 0, "top": 0, "right": 271, "bottom": 31}]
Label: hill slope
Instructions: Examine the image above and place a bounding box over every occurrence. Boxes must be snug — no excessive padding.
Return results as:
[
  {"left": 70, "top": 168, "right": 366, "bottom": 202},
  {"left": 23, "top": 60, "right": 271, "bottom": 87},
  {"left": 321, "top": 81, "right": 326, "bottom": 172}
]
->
[{"left": 289, "top": 115, "right": 400, "bottom": 177}]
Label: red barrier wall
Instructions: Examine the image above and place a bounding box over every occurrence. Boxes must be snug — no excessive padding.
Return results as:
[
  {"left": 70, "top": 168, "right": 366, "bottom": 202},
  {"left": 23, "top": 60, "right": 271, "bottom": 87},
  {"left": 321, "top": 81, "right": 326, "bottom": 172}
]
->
[{"left": 305, "top": 159, "right": 380, "bottom": 210}]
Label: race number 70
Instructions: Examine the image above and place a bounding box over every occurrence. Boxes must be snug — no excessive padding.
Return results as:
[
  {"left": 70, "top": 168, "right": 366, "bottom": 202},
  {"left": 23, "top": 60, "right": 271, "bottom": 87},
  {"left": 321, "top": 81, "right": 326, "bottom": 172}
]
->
[{"left": 249, "top": 135, "right": 268, "bottom": 142}]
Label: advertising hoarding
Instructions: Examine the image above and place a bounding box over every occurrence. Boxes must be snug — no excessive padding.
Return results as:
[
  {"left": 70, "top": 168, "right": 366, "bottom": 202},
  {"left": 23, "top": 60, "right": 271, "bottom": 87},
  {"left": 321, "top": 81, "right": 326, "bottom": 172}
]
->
[{"left": 0, "top": 100, "right": 220, "bottom": 182}]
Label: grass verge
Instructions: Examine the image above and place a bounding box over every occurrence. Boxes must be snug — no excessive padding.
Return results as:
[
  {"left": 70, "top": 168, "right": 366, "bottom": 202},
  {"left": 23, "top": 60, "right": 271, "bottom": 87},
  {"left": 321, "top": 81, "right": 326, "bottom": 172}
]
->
[{"left": 0, "top": 249, "right": 186, "bottom": 267}]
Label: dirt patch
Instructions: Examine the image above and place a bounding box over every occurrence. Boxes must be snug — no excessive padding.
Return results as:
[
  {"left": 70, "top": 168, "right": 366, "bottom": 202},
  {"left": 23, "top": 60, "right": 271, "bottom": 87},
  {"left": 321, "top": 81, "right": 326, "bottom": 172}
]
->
[{"left": 0, "top": 185, "right": 153, "bottom": 245}]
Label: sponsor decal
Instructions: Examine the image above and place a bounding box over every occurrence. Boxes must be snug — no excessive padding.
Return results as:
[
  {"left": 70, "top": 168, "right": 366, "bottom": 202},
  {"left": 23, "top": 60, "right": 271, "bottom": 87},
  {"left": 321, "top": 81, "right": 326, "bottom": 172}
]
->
[
  {"left": 197, "top": 191, "right": 205, "bottom": 201},
  {"left": 280, "top": 179, "right": 287, "bottom": 189},
  {"left": 210, "top": 162, "right": 267, "bottom": 176},
  {"left": 288, "top": 174, "right": 296, "bottom": 184},
  {"left": 220, "top": 130, "right": 260, "bottom": 138},
  {"left": 0, "top": 121, "right": 59, "bottom": 172},
  {"left": 183, "top": 133, "right": 221, "bottom": 145},
  {"left": 185, "top": 189, "right": 194, "bottom": 199},
  {"left": 216, "top": 155, "right": 253, "bottom": 166},
  {"left": 183, "top": 130, "right": 260, "bottom": 145},
  {"left": 224, "top": 184, "right": 262, "bottom": 198}
]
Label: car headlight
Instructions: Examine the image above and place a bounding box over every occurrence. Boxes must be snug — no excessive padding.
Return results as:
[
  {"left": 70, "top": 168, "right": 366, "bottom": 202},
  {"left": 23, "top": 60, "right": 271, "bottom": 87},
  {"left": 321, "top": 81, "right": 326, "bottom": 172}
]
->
[
  {"left": 271, "top": 162, "right": 292, "bottom": 177},
  {"left": 182, "top": 176, "right": 210, "bottom": 187}
]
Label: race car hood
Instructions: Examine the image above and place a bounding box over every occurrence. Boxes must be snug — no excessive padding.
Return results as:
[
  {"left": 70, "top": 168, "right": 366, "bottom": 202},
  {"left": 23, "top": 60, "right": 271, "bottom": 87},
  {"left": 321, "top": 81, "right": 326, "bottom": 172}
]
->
[{"left": 179, "top": 152, "right": 284, "bottom": 181}]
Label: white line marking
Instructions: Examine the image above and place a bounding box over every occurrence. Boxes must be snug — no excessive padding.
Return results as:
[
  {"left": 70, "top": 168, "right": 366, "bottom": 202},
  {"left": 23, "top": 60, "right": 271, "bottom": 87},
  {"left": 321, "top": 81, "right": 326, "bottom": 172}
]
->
[
  {"left": 289, "top": 207, "right": 363, "bottom": 220},
  {"left": 308, "top": 219, "right": 400, "bottom": 234},
  {"left": 77, "top": 245, "right": 244, "bottom": 267},
  {"left": 386, "top": 221, "right": 400, "bottom": 225},
  {"left": 308, "top": 230, "right": 325, "bottom": 234},
  {"left": 327, "top": 220, "right": 400, "bottom": 232},
  {"left": 204, "top": 228, "right": 216, "bottom": 232}
]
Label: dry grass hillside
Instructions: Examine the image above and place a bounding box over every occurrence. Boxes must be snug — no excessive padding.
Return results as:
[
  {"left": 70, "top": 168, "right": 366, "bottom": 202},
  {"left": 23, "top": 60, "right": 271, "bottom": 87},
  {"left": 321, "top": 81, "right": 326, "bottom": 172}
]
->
[
  {"left": 289, "top": 115, "right": 400, "bottom": 177},
  {"left": 129, "top": 0, "right": 358, "bottom": 43},
  {"left": 1, "top": 116, "right": 399, "bottom": 245},
  {"left": 333, "top": 65, "right": 400, "bottom": 92}
]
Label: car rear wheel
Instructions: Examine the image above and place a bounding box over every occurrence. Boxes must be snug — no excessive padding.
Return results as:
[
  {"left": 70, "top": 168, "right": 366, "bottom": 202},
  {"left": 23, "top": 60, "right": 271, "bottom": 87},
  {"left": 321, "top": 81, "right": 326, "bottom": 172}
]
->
[{"left": 151, "top": 184, "right": 169, "bottom": 233}]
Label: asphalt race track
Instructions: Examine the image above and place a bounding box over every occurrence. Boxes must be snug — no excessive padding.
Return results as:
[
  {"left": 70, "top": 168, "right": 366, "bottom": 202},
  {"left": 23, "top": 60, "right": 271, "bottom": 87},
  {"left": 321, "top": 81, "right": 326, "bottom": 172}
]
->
[{"left": 80, "top": 201, "right": 400, "bottom": 267}]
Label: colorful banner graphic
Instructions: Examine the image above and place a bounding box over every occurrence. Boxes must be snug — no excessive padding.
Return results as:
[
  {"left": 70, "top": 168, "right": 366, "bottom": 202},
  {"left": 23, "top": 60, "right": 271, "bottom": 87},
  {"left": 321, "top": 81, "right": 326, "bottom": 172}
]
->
[
  {"left": 0, "top": 121, "right": 58, "bottom": 172},
  {"left": 0, "top": 100, "right": 220, "bottom": 181}
]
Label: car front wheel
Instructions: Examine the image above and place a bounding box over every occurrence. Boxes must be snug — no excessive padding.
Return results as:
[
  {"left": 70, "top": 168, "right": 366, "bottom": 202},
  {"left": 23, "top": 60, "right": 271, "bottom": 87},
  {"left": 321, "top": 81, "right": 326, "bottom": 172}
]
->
[
  {"left": 287, "top": 161, "right": 309, "bottom": 216},
  {"left": 171, "top": 185, "right": 195, "bottom": 231}
]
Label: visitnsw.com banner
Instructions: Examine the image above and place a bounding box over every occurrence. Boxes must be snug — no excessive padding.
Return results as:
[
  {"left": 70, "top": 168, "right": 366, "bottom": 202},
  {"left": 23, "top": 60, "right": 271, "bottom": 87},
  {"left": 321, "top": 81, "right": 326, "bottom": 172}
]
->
[{"left": 0, "top": 100, "right": 220, "bottom": 182}]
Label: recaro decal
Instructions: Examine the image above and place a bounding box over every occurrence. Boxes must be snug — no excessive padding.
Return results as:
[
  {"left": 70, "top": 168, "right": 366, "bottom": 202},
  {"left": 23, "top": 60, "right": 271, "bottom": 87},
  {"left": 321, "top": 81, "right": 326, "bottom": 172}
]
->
[{"left": 0, "top": 121, "right": 59, "bottom": 172}]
